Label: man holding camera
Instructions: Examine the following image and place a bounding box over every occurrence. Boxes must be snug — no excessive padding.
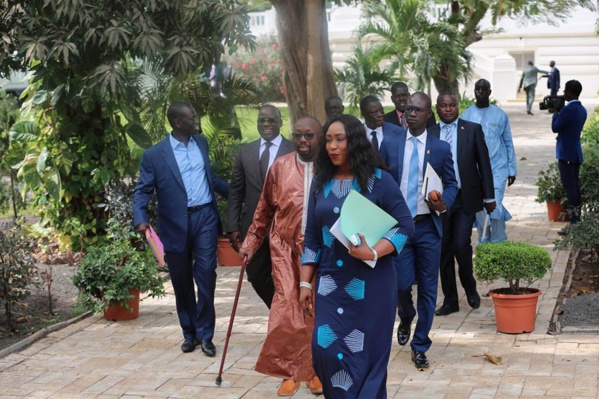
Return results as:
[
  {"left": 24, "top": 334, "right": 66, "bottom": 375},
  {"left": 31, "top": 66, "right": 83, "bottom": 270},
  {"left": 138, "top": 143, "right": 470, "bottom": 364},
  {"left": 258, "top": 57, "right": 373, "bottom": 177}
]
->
[{"left": 550, "top": 80, "right": 587, "bottom": 227}]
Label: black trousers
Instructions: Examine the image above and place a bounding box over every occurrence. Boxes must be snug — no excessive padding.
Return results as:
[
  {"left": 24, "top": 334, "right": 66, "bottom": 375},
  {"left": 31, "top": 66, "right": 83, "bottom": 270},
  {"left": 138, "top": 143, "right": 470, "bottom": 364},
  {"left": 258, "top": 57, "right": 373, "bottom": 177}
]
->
[
  {"left": 558, "top": 160, "right": 581, "bottom": 224},
  {"left": 245, "top": 237, "right": 274, "bottom": 309},
  {"left": 439, "top": 191, "right": 478, "bottom": 307}
]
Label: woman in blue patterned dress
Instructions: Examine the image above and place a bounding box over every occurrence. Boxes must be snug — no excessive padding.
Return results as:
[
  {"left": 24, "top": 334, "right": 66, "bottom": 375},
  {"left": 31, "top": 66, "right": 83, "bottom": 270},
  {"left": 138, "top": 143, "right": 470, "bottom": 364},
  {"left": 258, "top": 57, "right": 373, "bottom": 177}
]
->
[{"left": 299, "top": 115, "right": 414, "bottom": 398}]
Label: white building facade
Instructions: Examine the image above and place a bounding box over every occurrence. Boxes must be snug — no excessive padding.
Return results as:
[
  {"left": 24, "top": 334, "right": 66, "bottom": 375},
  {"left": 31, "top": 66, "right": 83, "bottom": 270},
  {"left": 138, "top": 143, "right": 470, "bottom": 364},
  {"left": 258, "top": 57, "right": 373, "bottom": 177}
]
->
[{"left": 248, "top": 4, "right": 599, "bottom": 102}]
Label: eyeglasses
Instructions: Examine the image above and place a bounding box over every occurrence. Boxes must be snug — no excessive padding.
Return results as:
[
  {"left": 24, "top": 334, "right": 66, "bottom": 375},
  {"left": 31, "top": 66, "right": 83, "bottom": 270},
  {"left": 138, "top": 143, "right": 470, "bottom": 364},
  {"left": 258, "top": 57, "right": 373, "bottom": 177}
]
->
[
  {"left": 292, "top": 132, "right": 315, "bottom": 140},
  {"left": 258, "top": 117, "right": 279, "bottom": 124},
  {"left": 405, "top": 106, "right": 427, "bottom": 114}
]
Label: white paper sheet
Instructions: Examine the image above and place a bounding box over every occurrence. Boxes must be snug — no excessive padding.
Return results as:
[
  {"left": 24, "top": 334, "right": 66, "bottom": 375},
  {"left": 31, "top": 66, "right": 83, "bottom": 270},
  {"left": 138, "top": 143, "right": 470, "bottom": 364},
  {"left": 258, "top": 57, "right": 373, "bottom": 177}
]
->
[{"left": 330, "top": 217, "right": 377, "bottom": 268}]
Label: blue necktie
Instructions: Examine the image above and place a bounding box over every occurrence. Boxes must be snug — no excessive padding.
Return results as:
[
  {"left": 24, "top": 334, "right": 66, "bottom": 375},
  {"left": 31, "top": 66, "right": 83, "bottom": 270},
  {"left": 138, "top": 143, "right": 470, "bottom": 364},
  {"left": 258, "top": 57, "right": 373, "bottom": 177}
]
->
[{"left": 407, "top": 136, "right": 419, "bottom": 217}]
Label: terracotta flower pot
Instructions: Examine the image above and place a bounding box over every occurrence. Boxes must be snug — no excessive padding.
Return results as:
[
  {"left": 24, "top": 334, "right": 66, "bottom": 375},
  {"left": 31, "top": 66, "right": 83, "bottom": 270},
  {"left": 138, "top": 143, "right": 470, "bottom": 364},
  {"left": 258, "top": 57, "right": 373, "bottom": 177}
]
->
[
  {"left": 103, "top": 288, "right": 140, "bottom": 321},
  {"left": 217, "top": 237, "right": 241, "bottom": 266},
  {"left": 546, "top": 200, "right": 569, "bottom": 222},
  {"left": 489, "top": 288, "right": 541, "bottom": 334}
]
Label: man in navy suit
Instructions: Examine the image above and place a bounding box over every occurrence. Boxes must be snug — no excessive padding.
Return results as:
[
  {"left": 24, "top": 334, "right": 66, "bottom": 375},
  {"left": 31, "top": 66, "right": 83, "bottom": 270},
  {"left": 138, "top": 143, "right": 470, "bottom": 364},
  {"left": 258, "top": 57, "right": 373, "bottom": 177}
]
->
[
  {"left": 545, "top": 60, "right": 561, "bottom": 96},
  {"left": 133, "top": 102, "right": 229, "bottom": 356},
  {"left": 360, "top": 95, "right": 405, "bottom": 154},
  {"left": 381, "top": 93, "right": 458, "bottom": 369},
  {"left": 430, "top": 93, "right": 496, "bottom": 317},
  {"left": 551, "top": 80, "right": 587, "bottom": 226}
]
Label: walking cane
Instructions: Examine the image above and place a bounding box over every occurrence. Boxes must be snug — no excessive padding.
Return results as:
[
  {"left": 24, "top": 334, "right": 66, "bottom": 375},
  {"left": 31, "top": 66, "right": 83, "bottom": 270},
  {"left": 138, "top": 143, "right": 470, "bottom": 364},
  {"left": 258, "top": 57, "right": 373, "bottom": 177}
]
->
[{"left": 215, "top": 255, "right": 248, "bottom": 386}]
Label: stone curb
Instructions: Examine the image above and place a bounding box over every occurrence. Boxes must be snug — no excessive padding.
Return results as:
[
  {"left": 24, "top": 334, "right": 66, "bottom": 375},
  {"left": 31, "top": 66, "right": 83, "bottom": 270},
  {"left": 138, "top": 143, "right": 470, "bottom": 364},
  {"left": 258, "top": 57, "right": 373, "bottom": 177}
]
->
[{"left": 0, "top": 311, "right": 92, "bottom": 359}]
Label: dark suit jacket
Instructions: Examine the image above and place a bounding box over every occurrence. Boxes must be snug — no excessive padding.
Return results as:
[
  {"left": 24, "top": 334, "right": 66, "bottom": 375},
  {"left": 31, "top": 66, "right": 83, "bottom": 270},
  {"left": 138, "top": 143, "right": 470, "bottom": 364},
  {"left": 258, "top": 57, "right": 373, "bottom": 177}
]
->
[
  {"left": 547, "top": 67, "right": 560, "bottom": 91},
  {"left": 428, "top": 119, "right": 495, "bottom": 213},
  {"left": 132, "top": 133, "right": 230, "bottom": 253},
  {"left": 366, "top": 122, "right": 406, "bottom": 155},
  {"left": 227, "top": 136, "right": 294, "bottom": 237},
  {"left": 552, "top": 100, "right": 587, "bottom": 163},
  {"left": 384, "top": 109, "right": 437, "bottom": 129},
  {"left": 381, "top": 131, "right": 458, "bottom": 237}
]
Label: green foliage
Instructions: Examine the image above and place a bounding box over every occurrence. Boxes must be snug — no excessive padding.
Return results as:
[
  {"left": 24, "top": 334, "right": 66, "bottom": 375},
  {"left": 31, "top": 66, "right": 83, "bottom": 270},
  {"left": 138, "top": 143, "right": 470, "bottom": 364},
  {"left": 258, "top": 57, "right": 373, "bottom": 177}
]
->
[
  {"left": 580, "top": 143, "right": 599, "bottom": 203},
  {"left": 1, "top": 0, "right": 254, "bottom": 249},
  {"left": 227, "top": 36, "right": 285, "bottom": 102},
  {"left": 72, "top": 238, "right": 165, "bottom": 313},
  {"left": 474, "top": 241, "right": 553, "bottom": 294},
  {"left": 535, "top": 162, "right": 566, "bottom": 204},
  {"left": 359, "top": 0, "right": 472, "bottom": 94},
  {"left": 0, "top": 222, "right": 38, "bottom": 330},
  {"left": 334, "top": 41, "right": 394, "bottom": 108},
  {"left": 581, "top": 107, "right": 599, "bottom": 145},
  {"left": 0, "top": 91, "right": 24, "bottom": 218}
]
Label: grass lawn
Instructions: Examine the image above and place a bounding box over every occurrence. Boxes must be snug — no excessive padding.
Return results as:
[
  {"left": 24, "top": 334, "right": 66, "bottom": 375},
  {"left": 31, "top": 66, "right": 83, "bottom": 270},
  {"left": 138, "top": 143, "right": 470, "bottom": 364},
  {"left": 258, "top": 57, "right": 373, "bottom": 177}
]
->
[{"left": 222, "top": 105, "right": 393, "bottom": 142}]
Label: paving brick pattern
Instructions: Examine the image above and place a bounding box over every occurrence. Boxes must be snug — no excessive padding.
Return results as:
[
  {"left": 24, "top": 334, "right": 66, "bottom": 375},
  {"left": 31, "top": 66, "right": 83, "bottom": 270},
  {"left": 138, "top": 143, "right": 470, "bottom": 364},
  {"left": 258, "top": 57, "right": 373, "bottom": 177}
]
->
[{"left": 1, "top": 105, "right": 598, "bottom": 398}]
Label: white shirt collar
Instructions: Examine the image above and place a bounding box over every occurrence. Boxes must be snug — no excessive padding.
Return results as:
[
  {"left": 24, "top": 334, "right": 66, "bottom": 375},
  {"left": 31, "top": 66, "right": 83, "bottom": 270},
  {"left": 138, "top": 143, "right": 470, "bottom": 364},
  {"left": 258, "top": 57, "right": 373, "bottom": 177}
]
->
[
  {"left": 261, "top": 133, "right": 283, "bottom": 147},
  {"left": 406, "top": 130, "right": 427, "bottom": 144}
]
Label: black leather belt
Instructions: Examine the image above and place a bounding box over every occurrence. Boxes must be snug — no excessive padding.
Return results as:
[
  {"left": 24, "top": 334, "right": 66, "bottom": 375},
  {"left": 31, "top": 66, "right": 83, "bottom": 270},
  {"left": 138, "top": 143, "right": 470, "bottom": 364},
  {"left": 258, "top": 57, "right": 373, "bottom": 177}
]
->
[
  {"left": 187, "top": 203, "right": 210, "bottom": 215},
  {"left": 413, "top": 214, "right": 431, "bottom": 223}
]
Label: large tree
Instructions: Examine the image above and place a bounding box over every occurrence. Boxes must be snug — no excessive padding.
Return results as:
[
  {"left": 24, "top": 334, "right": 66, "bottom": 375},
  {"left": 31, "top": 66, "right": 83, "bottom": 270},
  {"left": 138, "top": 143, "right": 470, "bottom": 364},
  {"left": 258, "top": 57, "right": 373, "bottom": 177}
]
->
[
  {"left": 1, "top": 0, "right": 253, "bottom": 248},
  {"left": 270, "top": 0, "right": 339, "bottom": 123}
]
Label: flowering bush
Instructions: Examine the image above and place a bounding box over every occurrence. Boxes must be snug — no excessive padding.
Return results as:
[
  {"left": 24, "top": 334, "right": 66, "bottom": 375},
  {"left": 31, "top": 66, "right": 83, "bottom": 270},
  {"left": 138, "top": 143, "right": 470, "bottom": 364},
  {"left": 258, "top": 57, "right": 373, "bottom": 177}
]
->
[{"left": 228, "top": 36, "right": 285, "bottom": 102}]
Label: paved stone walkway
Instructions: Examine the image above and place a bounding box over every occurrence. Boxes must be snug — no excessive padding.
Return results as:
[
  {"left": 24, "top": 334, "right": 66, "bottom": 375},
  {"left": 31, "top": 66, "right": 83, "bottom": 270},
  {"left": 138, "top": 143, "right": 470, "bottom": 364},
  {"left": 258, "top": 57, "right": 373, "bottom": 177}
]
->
[{"left": 1, "top": 105, "right": 598, "bottom": 398}]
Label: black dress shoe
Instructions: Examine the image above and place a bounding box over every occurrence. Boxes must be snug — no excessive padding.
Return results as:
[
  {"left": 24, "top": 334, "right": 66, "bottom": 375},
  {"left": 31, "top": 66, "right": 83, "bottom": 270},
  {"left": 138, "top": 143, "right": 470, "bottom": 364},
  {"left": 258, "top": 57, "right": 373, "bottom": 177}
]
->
[
  {"left": 435, "top": 303, "right": 459, "bottom": 316},
  {"left": 411, "top": 349, "right": 429, "bottom": 370},
  {"left": 200, "top": 339, "right": 216, "bottom": 357},
  {"left": 467, "top": 292, "right": 481, "bottom": 309},
  {"left": 435, "top": 304, "right": 460, "bottom": 316},
  {"left": 181, "top": 338, "right": 197, "bottom": 353},
  {"left": 396, "top": 319, "right": 411, "bottom": 346}
]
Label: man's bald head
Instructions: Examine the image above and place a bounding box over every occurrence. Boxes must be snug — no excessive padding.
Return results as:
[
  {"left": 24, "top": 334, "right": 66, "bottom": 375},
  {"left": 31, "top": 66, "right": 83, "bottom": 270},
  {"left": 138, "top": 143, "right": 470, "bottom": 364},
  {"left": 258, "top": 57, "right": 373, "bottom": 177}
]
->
[{"left": 293, "top": 116, "right": 322, "bottom": 162}]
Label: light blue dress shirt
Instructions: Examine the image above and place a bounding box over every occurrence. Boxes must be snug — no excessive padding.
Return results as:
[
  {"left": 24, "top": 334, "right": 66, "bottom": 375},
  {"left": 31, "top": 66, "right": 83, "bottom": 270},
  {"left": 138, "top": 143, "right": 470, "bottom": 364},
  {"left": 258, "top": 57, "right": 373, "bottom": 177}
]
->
[
  {"left": 169, "top": 134, "right": 212, "bottom": 207},
  {"left": 439, "top": 121, "right": 461, "bottom": 189}
]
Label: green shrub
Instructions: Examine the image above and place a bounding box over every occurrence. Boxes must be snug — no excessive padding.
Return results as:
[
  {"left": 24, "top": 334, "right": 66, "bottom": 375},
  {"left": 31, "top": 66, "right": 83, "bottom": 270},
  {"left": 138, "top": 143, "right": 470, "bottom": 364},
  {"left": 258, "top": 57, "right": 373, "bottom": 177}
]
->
[
  {"left": 535, "top": 162, "right": 566, "bottom": 204},
  {"left": 0, "top": 222, "right": 38, "bottom": 330},
  {"left": 474, "top": 241, "right": 552, "bottom": 295},
  {"left": 72, "top": 238, "right": 165, "bottom": 313},
  {"left": 581, "top": 106, "right": 599, "bottom": 145}
]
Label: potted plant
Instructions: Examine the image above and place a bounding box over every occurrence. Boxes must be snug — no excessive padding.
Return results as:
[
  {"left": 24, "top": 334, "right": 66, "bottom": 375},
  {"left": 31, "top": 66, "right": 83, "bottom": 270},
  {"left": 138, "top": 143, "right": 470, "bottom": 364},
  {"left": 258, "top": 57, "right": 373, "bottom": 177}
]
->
[
  {"left": 205, "top": 122, "right": 242, "bottom": 267},
  {"left": 535, "top": 162, "right": 568, "bottom": 221},
  {"left": 474, "top": 241, "right": 552, "bottom": 334},
  {"left": 73, "top": 238, "right": 166, "bottom": 321}
]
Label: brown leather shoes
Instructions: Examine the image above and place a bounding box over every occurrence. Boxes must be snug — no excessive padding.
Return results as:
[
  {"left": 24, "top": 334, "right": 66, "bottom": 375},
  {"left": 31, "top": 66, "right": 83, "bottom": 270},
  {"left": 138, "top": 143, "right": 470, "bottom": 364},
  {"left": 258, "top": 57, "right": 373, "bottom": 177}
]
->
[
  {"left": 307, "top": 376, "right": 323, "bottom": 395},
  {"left": 277, "top": 379, "right": 300, "bottom": 397}
]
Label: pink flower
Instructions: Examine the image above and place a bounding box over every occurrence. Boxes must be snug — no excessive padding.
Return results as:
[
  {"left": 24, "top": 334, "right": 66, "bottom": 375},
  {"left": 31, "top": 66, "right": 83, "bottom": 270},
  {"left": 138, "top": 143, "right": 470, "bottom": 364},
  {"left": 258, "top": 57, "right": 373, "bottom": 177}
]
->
[
  {"left": 261, "top": 76, "right": 266, "bottom": 81},
  {"left": 272, "top": 44, "right": 277, "bottom": 49},
  {"left": 241, "top": 63, "right": 247, "bottom": 70},
  {"left": 261, "top": 70, "right": 265, "bottom": 75},
  {"left": 258, "top": 49, "right": 263, "bottom": 54}
]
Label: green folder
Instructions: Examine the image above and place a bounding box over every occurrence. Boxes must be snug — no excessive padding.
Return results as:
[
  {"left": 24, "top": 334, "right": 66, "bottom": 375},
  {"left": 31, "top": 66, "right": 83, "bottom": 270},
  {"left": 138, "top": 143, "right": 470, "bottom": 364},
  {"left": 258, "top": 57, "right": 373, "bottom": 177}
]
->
[{"left": 340, "top": 190, "right": 398, "bottom": 248}]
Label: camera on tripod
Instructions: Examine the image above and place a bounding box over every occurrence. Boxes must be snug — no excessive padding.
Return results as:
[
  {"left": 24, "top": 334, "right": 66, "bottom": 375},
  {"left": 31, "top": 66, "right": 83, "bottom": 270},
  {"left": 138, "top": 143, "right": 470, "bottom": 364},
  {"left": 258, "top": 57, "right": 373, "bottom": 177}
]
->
[{"left": 539, "top": 95, "right": 565, "bottom": 112}]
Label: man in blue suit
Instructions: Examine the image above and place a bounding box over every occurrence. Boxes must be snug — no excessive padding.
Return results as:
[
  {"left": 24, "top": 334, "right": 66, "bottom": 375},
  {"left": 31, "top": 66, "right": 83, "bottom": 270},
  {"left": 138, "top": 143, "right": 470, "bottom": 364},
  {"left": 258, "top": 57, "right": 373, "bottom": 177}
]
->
[
  {"left": 381, "top": 93, "right": 458, "bottom": 370},
  {"left": 551, "top": 80, "right": 587, "bottom": 226},
  {"left": 133, "top": 102, "right": 229, "bottom": 356},
  {"left": 360, "top": 95, "right": 405, "bottom": 153}
]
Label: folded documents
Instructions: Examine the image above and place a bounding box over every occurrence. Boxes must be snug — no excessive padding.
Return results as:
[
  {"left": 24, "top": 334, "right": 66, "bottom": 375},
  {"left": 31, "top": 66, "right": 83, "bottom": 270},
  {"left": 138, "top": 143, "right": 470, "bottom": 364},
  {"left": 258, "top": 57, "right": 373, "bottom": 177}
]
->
[
  {"left": 330, "top": 190, "right": 398, "bottom": 268},
  {"left": 422, "top": 163, "right": 443, "bottom": 215},
  {"left": 145, "top": 225, "right": 166, "bottom": 267}
]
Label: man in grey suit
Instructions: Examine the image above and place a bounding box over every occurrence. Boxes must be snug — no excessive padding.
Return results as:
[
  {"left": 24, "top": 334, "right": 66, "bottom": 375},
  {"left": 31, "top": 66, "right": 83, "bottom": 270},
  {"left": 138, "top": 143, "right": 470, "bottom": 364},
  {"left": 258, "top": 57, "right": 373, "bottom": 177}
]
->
[
  {"left": 430, "top": 93, "right": 496, "bottom": 316},
  {"left": 518, "top": 61, "right": 549, "bottom": 115},
  {"left": 227, "top": 105, "right": 294, "bottom": 308}
]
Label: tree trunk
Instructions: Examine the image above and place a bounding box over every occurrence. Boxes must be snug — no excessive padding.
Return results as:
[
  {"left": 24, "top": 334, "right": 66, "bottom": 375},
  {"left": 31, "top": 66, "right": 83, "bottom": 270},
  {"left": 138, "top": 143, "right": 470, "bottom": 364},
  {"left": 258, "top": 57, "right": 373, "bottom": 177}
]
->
[
  {"left": 271, "top": 0, "right": 338, "bottom": 125},
  {"left": 432, "top": 61, "right": 461, "bottom": 97}
]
